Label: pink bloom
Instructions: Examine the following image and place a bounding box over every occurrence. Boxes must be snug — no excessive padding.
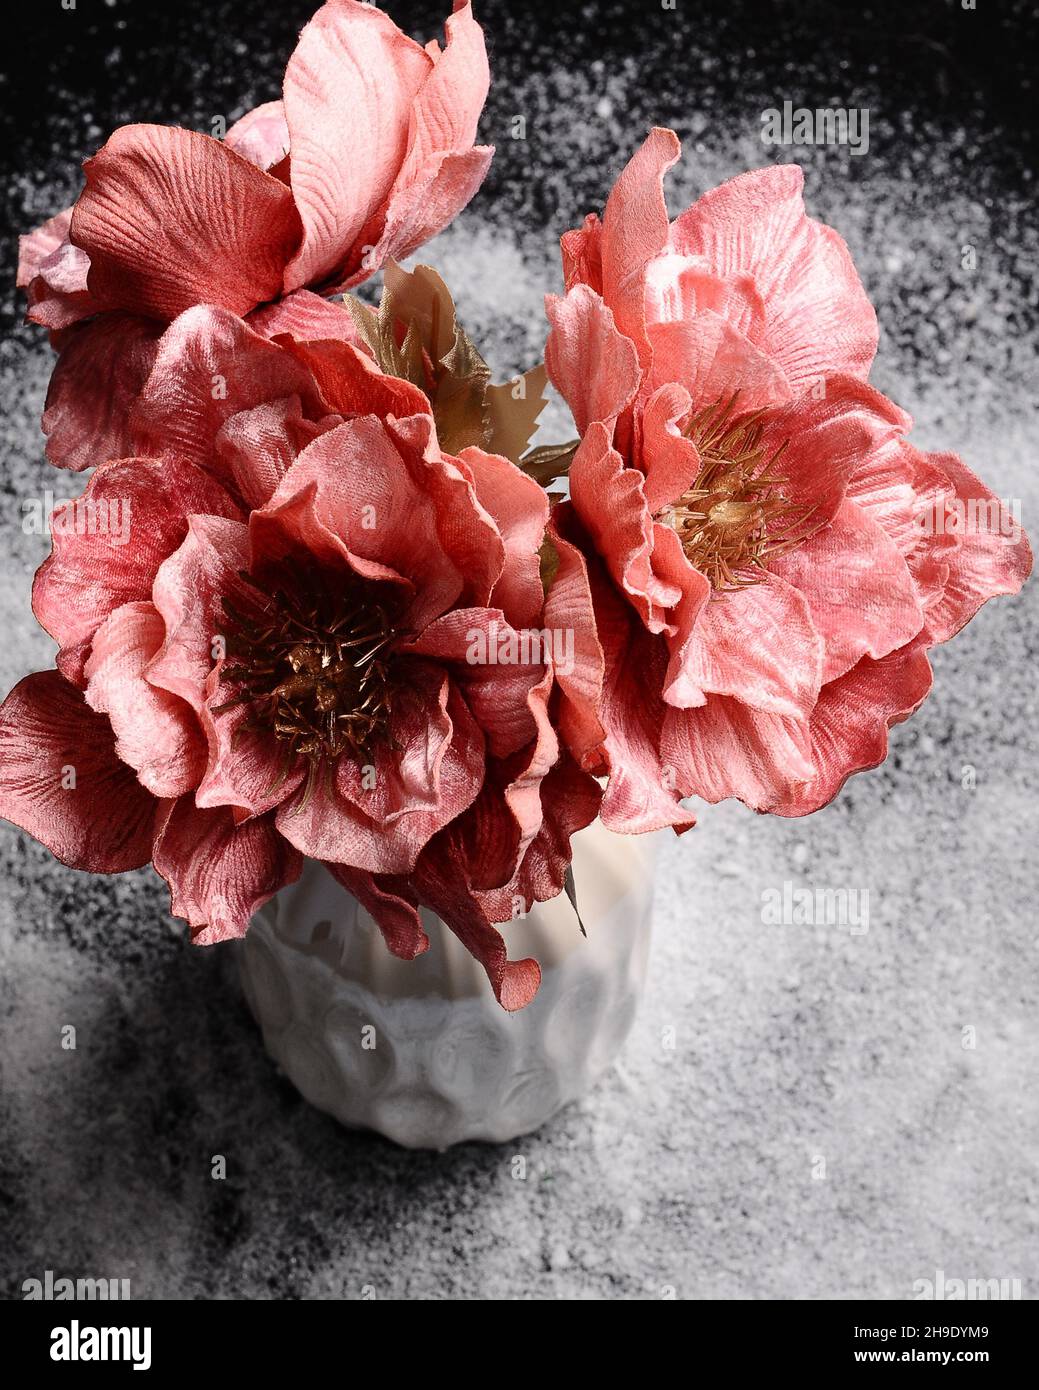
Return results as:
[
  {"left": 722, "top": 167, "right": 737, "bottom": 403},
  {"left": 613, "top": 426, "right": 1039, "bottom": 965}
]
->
[
  {"left": 0, "top": 310, "right": 598, "bottom": 1009},
  {"left": 17, "top": 0, "right": 492, "bottom": 471},
  {"left": 545, "top": 130, "right": 1031, "bottom": 827}
]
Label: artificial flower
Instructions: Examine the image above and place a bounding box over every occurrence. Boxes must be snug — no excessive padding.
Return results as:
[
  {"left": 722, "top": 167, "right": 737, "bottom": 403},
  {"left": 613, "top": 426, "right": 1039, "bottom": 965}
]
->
[
  {"left": 544, "top": 129, "right": 1031, "bottom": 827},
  {"left": 17, "top": 0, "right": 492, "bottom": 471},
  {"left": 0, "top": 307, "right": 598, "bottom": 1009}
]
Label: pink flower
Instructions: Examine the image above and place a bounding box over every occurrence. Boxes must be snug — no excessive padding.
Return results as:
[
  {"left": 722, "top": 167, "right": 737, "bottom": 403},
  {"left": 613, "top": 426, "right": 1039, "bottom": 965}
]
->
[
  {"left": 545, "top": 130, "right": 1031, "bottom": 828},
  {"left": 0, "top": 309, "right": 598, "bottom": 1009},
  {"left": 17, "top": 0, "right": 492, "bottom": 471}
]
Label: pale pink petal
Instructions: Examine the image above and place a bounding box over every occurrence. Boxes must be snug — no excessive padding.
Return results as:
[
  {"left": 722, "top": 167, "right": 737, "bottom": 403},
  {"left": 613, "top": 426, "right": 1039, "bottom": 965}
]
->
[
  {"left": 601, "top": 126, "right": 681, "bottom": 361},
  {"left": 638, "top": 382, "right": 701, "bottom": 513},
  {"left": 17, "top": 207, "right": 74, "bottom": 287},
  {"left": 25, "top": 240, "right": 95, "bottom": 329},
  {"left": 671, "top": 163, "right": 878, "bottom": 389},
  {"left": 661, "top": 694, "right": 815, "bottom": 812},
  {"left": 918, "top": 452, "right": 1032, "bottom": 644},
  {"left": 351, "top": 146, "right": 493, "bottom": 286},
  {"left": 674, "top": 576, "right": 823, "bottom": 718},
  {"left": 773, "top": 498, "right": 925, "bottom": 683},
  {"left": 154, "top": 799, "right": 302, "bottom": 944},
  {"left": 71, "top": 124, "right": 302, "bottom": 320},
  {"left": 644, "top": 253, "right": 765, "bottom": 337},
  {"left": 259, "top": 415, "right": 480, "bottom": 630},
  {"left": 214, "top": 396, "right": 340, "bottom": 510},
  {"left": 773, "top": 642, "right": 935, "bottom": 816},
  {"left": 84, "top": 601, "right": 206, "bottom": 798},
  {"left": 544, "top": 284, "right": 641, "bottom": 434},
  {"left": 223, "top": 100, "right": 290, "bottom": 171},
  {"left": 282, "top": 0, "right": 432, "bottom": 291},
  {"left": 0, "top": 671, "right": 156, "bottom": 873},
  {"left": 645, "top": 308, "right": 793, "bottom": 410}
]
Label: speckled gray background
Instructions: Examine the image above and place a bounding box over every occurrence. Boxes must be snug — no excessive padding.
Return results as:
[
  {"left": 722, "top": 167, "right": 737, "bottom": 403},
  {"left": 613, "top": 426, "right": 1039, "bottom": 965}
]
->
[{"left": 1, "top": 0, "right": 1036, "bottom": 1300}]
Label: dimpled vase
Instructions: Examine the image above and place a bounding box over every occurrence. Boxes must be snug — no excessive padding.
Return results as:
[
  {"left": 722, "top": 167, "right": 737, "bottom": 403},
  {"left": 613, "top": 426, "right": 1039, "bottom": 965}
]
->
[{"left": 239, "top": 819, "right": 660, "bottom": 1148}]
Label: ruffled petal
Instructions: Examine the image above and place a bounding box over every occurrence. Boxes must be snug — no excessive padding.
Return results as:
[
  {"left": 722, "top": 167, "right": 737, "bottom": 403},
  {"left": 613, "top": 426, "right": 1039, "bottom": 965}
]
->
[
  {"left": 130, "top": 305, "right": 326, "bottom": 478},
  {"left": 544, "top": 284, "right": 641, "bottom": 434},
  {"left": 773, "top": 642, "right": 935, "bottom": 816},
  {"left": 673, "top": 575, "right": 823, "bottom": 719},
  {"left": 671, "top": 162, "right": 878, "bottom": 389},
  {"left": 661, "top": 694, "right": 814, "bottom": 812},
  {"left": 600, "top": 126, "right": 681, "bottom": 361},
  {"left": 645, "top": 308, "right": 793, "bottom": 411},
  {"left": 153, "top": 799, "right": 302, "bottom": 944},
  {"left": 324, "top": 865, "right": 429, "bottom": 959},
  {"left": 459, "top": 445, "right": 549, "bottom": 629},
  {"left": 32, "top": 455, "right": 241, "bottom": 686},
  {"left": 84, "top": 601, "right": 206, "bottom": 798},
  {"left": 918, "top": 452, "right": 1032, "bottom": 644},
  {"left": 42, "top": 314, "right": 162, "bottom": 471},
  {"left": 773, "top": 498, "right": 924, "bottom": 683}
]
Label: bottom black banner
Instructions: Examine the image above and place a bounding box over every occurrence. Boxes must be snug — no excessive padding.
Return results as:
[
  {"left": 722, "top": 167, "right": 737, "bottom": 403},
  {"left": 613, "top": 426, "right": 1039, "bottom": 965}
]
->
[{"left": 0, "top": 1297, "right": 1032, "bottom": 1371}]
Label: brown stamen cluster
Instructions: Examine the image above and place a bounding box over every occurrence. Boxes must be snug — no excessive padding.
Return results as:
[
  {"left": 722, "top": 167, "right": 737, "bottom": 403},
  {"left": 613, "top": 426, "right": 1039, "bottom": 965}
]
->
[
  {"left": 661, "top": 392, "right": 816, "bottom": 591},
  {"left": 214, "top": 563, "right": 401, "bottom": 773}
]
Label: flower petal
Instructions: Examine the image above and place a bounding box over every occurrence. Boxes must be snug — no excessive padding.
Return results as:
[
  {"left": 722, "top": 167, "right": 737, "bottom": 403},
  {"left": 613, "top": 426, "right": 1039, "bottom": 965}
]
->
[
  {"left": 32, "top": 455, "right": 241, "bottom": 686},
  {"left": 671, "top": 574, "right": 823, "bottom": 719},
  {"left": 661, "top": 694, "right": 815, "bottom": 812},
  {"left": 42, "top": 314, "right": 162, "bottom": 471},
  {"left": 773, "top": 642, "right": 935, "bottom": 816},
  {"left": 0, "top": 671, "right": 156, "bottom": 872},
  {"left": 601, "top": 126, "right": 681, "bottom": 362},
  {"left": 153, "top": 799, "right": 302, "bottom": 944},
  {"left": 71, "top": 124, "right": 302, "bottom": 320},
  {"left": 223, "top": 100, "right": 290, "bottom": 172},
  {"left": 544, "top": 284, "right": 641, "bottom": 434},
  {"left": 130, "top": 305, "right": 326, "bottom": 478},
  {"left": 84, "top": 600, "right": 206, "bottom": 798},
  {"left": 282, "top": 0, "right": 432, "bottom": 291},
  {"left": 671, "top": 162, "right": 878, "bottom": 389},
  {"left": 773, "top": 498, "right": 925, "bottom": 683},
  {"left": 918, "top": 452, "right": 1032, "bottom": 644},
  {"left": 459, "top": 445, "right": 549, "bottom": 629}
]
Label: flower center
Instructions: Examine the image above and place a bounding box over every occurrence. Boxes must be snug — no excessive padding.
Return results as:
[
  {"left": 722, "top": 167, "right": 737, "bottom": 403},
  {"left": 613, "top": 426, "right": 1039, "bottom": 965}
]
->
[
  {"left": 214, "top": 562, "right": 402, "bottom": 767},
  {"left": 661, "top": 392, "right": 814, "bottom": 591}
]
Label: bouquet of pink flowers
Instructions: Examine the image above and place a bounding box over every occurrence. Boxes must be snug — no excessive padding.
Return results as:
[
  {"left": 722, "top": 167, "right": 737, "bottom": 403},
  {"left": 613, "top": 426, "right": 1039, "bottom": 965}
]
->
[{"left": 2, "top": 1, "right": 1029, "bottom": 1011}]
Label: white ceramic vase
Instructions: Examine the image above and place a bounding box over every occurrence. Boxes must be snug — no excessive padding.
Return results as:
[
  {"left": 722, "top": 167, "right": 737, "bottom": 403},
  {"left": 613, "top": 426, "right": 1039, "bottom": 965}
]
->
[{"left": 239, "top": 819, "right": 660, "bottom": 1149}]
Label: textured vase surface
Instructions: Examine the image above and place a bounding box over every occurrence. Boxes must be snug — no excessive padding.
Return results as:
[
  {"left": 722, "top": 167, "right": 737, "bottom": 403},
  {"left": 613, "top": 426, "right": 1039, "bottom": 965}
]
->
[{"left": 239, "top": 819, "right": 659, "bottom": 1149}]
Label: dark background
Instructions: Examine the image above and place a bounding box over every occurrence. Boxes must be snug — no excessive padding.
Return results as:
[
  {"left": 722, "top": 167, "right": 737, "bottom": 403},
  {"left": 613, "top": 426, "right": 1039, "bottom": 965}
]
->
[{"left": 1, "top": 0, "right": 1036, "bottom": 1300}]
